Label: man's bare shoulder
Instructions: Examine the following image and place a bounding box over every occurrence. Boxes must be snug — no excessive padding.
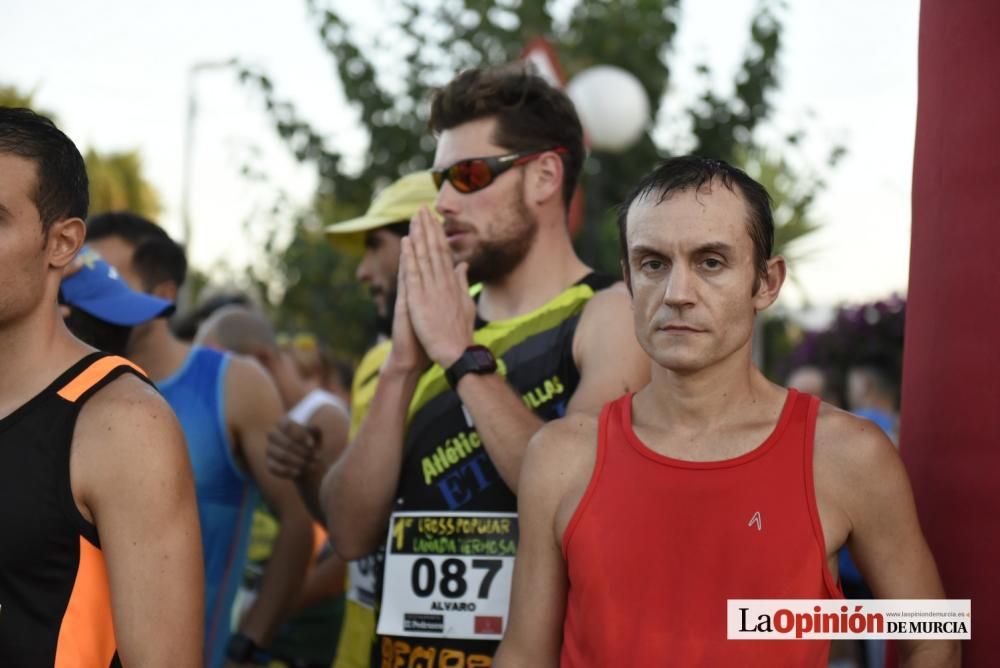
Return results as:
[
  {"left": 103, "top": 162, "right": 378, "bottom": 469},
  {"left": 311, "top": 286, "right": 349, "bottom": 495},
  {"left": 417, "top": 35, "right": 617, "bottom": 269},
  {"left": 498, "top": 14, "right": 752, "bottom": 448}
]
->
[
  {"left": 579, "top": 280, "right": 630, "bottom": 320},
  {"left": 74, "top": 373, "right": 187, "bottom": 464},
  {"left": 225, "top": 353, "right": 274, "bottom": 391},
  {"left": 309, "top": 400, "right": 350, "bottom": 427},
  {"left": 76, "top": 372, "right": 179, "bottom": 440},
  {"left": 307, "top": 401, "right": 351, "bottom": 456},
  {"left": 814, "top": 402, "right": 897, "bottom": 468},
  {"left": 532, "top": 412, "right": 600, "bottom": 452},
  {"left": 73, "top": 374, "right": 189, "bottom": 510},
  {"left": 522, "top": 413, "right": 600, "bottom": 490},
  {"left": 223, "top": 354, "right": 283, "bottom": 421},
  {"left": 522, "top": 414, "right": 605, "bottom": 543},
  {"left": 813, "top": 402, "right": 902, "bottom": 504},
  {"left": 570, "top": 280, "right": 650, "bottom": 407}
]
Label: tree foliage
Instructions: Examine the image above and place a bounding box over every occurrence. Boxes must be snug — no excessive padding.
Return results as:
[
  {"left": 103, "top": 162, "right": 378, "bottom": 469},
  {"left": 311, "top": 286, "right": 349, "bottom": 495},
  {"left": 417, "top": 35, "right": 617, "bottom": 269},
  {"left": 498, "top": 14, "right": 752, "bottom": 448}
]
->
[
  {"left": 234, "top": 199, "right": 375, "bottom": 355},
  {"left": 235, "top": 0, "right": 841, "bottom": 357},
  {"left": 1, "top": 84, "right": 160, "bottom": 220},
  {"left": 85, "top": 149, "right": 160, "bottom": 218},
  {"left": 1, "top": 85, "right": 53, "bottom": 116},
  {"left": 774, "top": 296, "right": 906, "bottom": 405}
]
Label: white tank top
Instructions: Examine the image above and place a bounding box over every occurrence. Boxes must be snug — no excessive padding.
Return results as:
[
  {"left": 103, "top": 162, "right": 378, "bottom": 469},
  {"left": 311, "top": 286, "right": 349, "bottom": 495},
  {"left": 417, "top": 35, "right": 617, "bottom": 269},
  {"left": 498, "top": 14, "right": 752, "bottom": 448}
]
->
[{"left": 287, "top": 388, "right": 347, "bottom": 425}]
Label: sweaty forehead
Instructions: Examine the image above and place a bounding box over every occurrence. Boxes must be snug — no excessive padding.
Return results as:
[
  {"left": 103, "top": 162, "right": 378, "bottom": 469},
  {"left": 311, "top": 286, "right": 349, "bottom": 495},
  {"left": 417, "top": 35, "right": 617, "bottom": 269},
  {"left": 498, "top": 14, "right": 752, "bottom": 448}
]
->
[
  {"left": 626, "top": 184, "right": 752, "bottom": 251},
  {"left": 433, "top": 117, "right": 505, "bottom": 168}
]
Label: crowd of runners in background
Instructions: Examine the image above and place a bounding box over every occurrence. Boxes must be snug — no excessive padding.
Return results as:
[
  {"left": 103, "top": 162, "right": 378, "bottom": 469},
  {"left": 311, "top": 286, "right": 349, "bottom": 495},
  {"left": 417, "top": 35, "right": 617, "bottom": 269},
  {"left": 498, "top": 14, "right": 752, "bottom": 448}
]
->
[{"left": 0, "top": 63, "right": 956, "bottom": 668}]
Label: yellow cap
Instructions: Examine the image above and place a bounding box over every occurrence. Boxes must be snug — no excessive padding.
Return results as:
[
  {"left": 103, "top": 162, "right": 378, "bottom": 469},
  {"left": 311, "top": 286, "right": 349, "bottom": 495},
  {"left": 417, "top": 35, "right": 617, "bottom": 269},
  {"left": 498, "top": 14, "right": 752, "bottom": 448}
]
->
[{"left": 325, "top": 171, "right": 438, "bottom": 255}]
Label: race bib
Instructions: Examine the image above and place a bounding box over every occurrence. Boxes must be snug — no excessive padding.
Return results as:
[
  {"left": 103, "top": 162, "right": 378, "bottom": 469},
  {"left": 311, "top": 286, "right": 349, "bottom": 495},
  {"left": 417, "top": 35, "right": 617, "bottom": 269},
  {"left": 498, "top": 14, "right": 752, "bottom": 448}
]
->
[
  {"left": 376, "top": 512, "right": 518, "bottom": 640},
  {"left": 348, "top": 554, "right": 378, "bottom": 609}
]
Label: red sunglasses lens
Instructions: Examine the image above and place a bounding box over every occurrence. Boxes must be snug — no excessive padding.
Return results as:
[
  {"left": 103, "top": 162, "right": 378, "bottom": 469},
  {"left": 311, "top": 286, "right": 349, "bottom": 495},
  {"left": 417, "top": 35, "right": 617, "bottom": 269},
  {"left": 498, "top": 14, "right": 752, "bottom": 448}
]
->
[{"left": 449, "top": 159, "right": 493, "bottom": 193}]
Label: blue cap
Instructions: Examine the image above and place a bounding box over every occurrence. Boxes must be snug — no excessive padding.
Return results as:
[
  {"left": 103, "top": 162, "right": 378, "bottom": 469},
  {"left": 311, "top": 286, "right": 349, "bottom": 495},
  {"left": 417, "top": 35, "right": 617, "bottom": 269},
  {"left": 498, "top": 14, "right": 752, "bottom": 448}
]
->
[{"left": 60, "top": 246, "right": 175, "bottom": 326}]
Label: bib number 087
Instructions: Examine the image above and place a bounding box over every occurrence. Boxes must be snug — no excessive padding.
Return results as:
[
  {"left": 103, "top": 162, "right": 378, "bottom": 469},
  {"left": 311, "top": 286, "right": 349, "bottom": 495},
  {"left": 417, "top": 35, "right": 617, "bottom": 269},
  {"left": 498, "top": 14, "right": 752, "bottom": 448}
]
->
[{"left": 411, "top": 558, "right": 502, "bottom": 600}]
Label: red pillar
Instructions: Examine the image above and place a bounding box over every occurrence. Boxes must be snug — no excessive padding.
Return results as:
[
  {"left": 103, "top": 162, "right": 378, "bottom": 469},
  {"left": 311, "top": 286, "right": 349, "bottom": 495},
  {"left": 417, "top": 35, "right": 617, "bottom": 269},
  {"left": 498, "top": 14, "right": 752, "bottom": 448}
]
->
[{"left": 903, "top": 1, "right": 1000, "bottom": 664}]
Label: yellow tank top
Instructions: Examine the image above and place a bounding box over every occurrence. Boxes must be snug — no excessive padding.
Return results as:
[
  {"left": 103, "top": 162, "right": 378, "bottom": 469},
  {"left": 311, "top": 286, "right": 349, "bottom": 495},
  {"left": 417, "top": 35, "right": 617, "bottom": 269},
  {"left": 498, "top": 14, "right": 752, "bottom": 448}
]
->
[{"left": 333, "top": 339, "right": 390, "bottom": 668}]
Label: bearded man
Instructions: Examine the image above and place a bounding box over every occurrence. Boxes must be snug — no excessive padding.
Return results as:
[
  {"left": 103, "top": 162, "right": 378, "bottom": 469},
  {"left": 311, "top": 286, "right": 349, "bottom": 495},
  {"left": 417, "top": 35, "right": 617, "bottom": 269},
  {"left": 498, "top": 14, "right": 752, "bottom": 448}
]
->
[{"left": 321, "top": 66, "right": 650, "bottom": 666}]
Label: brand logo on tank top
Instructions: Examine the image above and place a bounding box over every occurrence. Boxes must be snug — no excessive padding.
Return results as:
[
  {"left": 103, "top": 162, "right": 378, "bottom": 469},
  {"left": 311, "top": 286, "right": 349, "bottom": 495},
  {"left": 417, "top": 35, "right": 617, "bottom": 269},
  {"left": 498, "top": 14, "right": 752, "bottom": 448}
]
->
[
  {"left": 521, "top": 375, "right": 566, "bottom": 410},
  {"left": 748, "top": 511, "right": 762, "bottom": 531}
]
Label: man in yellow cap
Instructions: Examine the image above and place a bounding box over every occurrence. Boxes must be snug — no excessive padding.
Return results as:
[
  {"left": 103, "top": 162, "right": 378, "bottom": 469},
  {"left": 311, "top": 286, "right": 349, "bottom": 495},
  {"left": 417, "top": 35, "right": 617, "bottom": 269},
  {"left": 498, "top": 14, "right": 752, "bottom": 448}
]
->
[
  {"left": 266, "top": 171, "right": 438, "bottom": 668},
  {"left": 325, "top": 172, "right": 438, "bottom": 340}
]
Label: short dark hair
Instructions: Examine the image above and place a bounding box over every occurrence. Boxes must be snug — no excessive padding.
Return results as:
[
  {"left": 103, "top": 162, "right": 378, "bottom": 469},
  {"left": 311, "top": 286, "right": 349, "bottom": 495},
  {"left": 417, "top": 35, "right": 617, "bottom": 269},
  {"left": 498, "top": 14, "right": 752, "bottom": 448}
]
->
[
  {"left": 429, "top": 66, "right": 584, "bottom": 209},
  {"left": 365, "top": 221, "right": 410, "bottom": 250},
  {"left": 86, "top": 211, "right": 185, "bottom": 290},
  {"left": 86, "top": 211, "right": 170, "bottom": 246},
  {"left": 0, "top": 107, "right": 89, "bottom": 233},
  {"left": 132, "top": 237, "right": 187, "bottom": 291},
  {"left": 617, "top": 156, "right": 774, "bottom": 290},
  {"left": 382, "top": 220, "right": 410, "bottom": 238}
]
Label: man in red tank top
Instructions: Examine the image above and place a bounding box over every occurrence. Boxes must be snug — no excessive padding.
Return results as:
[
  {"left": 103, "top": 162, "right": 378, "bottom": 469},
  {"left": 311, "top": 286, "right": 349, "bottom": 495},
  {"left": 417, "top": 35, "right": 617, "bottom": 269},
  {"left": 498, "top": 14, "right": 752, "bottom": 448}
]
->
[{"left": 496, "top": 157, "right": 958, "bottom": 667}]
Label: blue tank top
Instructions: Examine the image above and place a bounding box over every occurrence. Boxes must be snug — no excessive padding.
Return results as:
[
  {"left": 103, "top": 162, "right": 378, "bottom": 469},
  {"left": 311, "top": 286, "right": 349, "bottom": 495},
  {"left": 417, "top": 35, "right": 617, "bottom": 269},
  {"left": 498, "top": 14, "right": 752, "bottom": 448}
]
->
[{"left": 157, "top": 347, "right": 256, "bottom": 668}]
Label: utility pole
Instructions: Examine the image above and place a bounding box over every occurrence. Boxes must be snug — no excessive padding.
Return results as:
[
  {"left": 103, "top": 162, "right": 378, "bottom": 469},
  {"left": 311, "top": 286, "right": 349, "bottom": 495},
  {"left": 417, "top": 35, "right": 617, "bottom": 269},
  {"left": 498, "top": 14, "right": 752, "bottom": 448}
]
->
[{"left": 180, "top": 58, "right": 237, "bottom": 252}]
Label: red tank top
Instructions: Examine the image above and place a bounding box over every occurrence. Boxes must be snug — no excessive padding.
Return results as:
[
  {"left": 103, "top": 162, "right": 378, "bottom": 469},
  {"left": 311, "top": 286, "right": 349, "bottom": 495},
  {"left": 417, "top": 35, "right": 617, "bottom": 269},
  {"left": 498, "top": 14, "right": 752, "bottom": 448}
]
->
[{"left": 560, "top": 389, "right": 841, "bottom": 667}]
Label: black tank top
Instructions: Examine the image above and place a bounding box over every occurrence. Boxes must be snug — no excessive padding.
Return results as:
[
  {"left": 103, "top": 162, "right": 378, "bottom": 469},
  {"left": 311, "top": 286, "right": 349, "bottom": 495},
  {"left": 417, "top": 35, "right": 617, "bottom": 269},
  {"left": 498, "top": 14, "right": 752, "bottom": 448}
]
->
[
  {"left": 373, "top": 273, "right": 618, "bottom": 666},
  {"left": 0, "top": 352, "right": 149, "bottom": 668}
]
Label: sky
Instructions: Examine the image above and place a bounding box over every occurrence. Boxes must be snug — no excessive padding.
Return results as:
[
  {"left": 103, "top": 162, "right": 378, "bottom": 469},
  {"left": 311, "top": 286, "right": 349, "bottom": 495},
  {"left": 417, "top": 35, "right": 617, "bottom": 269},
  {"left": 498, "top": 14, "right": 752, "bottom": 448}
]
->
[{"left": 2, "top": 0, "right": 919, "bottom": 315}]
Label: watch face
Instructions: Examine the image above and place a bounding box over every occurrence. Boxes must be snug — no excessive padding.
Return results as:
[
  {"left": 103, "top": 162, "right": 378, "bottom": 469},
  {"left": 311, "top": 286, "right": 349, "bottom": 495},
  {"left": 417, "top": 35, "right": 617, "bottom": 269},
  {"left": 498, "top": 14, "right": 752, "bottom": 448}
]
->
[
  {"left": 471, "top": 348, "right": 496, "bottom": 369},
  {"left": 445, "top": 346, "right": 497, "bottom": 388}
]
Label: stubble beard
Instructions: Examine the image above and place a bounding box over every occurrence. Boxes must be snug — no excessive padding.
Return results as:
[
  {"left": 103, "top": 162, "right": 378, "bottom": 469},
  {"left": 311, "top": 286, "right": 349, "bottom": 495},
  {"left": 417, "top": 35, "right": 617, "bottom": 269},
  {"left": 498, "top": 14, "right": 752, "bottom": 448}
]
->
[
  {"left": 374, "top": 286, "right": 397, "bottom": 338},
  {"left": 465, "top": 187, "right": 539, "bottom": 286}
]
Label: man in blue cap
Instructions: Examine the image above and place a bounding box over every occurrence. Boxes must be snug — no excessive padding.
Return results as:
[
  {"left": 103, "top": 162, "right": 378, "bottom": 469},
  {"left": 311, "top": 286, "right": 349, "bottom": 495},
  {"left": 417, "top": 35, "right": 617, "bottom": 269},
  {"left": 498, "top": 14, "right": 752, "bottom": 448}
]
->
[
  {"left": 60, "top": 244, "right": 175, "bottom": 356},
  {"left": 87, "top": 214, "right": 315, "bottom": 668}
]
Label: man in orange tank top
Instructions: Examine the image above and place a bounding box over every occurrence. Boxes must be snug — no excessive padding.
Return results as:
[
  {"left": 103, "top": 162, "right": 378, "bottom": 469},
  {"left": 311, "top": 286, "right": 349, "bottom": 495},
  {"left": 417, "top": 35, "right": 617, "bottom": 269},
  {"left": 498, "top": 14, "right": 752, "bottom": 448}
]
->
[
  {"left": 496, "top": 156, "right": 957, "bottom": 667},
  {"left": 0, "top": 107, "right": 204, "bottom": 665}
]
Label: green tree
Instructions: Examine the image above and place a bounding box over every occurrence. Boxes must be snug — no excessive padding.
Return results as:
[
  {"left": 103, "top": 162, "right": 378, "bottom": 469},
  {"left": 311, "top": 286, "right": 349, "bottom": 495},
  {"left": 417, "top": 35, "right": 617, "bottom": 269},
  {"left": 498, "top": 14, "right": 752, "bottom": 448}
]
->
[
  {"left": 237, "top": 0, "right": 840, "bottom": 356},
  {"left": 247, "top": 212, "right": 375, "bottom": 356},
  {"left": 85, "top": 148, "right": 161, "bottom": 218},
  {"left": 775, "top": 295, "right": 906, "bottom": 403},
  {"left": 1, "top": 85, "right": 54, "bottom": 116}
]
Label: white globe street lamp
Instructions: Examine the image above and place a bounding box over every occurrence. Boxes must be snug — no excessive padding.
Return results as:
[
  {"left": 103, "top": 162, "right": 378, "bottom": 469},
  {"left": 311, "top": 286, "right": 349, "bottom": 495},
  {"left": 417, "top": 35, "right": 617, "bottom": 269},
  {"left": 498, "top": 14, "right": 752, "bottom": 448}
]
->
[{"left": 567, "top": 65, "right": 651, "bottom": 153}]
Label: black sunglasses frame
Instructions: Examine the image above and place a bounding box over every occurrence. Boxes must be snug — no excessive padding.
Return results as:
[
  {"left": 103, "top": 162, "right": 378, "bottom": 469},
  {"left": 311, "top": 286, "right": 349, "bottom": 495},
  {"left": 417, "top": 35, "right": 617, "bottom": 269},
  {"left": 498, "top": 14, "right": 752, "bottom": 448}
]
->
[{"left": 431, "top": 147, "right": 569, "bottom": 194}]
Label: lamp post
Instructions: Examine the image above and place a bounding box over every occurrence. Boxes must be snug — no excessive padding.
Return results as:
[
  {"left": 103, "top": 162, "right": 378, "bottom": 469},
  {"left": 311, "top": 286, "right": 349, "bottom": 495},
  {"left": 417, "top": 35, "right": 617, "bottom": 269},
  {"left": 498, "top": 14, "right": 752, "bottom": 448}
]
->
[
  {"left": 176, "top": 58, "right": 237, "bottom": 315},
  {"left": 180, "top": 58, "right": 237, "bottom": 253}
]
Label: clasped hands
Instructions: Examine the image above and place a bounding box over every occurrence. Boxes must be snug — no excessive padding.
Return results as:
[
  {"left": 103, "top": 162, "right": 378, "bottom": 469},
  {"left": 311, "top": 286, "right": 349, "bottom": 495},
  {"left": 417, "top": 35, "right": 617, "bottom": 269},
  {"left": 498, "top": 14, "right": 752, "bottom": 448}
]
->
[
  {"left": 386, "top": 207, "right": 477, "bottom": 375},
  {"left": 265, "top": 209, "right": 475, "bottom": 482}
]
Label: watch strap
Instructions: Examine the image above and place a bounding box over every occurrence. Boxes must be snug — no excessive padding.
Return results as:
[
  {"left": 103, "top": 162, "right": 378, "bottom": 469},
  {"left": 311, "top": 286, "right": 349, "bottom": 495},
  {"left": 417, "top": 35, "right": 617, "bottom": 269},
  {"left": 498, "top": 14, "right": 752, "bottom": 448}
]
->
[
  {"left": 445, "top": 345, "right": 497, "bottom": 388},
  {"left": 225, "top": 632, "right": 259, "bottom": 663}
]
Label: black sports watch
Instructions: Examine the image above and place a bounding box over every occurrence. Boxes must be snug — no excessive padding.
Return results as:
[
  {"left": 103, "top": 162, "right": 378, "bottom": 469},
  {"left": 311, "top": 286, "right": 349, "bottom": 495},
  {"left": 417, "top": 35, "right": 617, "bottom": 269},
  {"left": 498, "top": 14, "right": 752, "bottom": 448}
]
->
[
  {"left": 445, "top": 345, "right": 498, "bottom": 388},
  {"left": 225, "top": 632, "right": 260, "bottom": 663}
]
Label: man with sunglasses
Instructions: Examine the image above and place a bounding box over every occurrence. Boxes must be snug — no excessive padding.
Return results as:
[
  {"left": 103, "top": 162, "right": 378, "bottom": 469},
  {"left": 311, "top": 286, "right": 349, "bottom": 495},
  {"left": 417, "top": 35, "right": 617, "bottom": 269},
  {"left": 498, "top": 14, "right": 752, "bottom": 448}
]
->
[{"left": 322, "top": 66, "right": 650, "bottom": 666}]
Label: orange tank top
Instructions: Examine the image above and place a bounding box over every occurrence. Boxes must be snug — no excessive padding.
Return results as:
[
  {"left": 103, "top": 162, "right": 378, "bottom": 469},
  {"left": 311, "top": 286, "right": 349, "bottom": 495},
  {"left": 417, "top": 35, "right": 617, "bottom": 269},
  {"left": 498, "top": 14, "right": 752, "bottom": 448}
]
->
[{"left": 560, "top": 389, "right": 841, "bottom": 667}]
